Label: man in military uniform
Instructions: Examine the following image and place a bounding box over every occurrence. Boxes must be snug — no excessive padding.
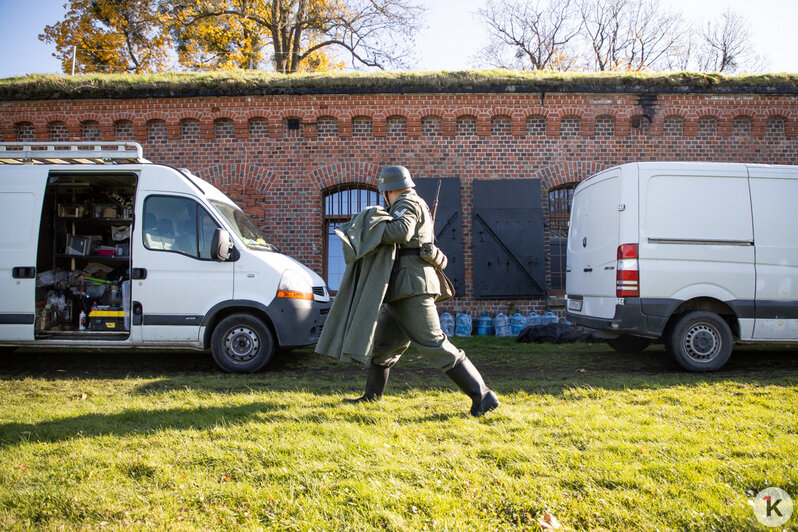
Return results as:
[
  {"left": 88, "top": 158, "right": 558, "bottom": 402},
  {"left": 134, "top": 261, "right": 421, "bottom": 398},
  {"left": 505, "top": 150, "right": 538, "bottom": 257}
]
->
[{"left": 346, "top": 165, "right": 499, "bottom": 417}]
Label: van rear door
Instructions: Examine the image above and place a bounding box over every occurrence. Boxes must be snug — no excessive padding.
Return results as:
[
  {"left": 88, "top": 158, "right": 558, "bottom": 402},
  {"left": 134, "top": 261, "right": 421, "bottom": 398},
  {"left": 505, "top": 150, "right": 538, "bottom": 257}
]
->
[
  {"left": 748, "top": 166, "right": 798, "bottom": 340},
  {"left": 0, "top": 167, "right": 47, "bottom": 340},
  {"left": 566, "top": 166, "right": 624, "bottom": 319}
]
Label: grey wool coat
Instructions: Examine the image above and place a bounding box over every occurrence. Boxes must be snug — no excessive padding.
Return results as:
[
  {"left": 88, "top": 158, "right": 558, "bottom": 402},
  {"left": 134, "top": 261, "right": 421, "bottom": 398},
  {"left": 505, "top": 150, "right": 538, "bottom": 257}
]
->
[{"left": 315, "top": 206, "right": 396, "bottom": 364}]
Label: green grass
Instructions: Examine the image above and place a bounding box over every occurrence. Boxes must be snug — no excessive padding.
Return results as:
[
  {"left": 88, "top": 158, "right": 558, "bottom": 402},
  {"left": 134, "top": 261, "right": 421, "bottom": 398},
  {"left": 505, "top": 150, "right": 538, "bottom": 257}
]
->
[
  {"left": 1, "top": 70, "right": 797, "bottom": 100},
  {"left": 1, "top": 339, "right": 797, "bottom": 530}
]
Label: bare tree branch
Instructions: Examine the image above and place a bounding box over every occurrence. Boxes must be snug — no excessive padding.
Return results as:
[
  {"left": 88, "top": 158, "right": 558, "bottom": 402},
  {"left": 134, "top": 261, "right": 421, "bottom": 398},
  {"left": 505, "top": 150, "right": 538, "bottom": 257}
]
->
[
  {"left": 695, "top": 9, "right": 766, "bottom": 73},
  {"left": 476, "top": 0, "right": 581, "bottom": 70},
  {"left": 165, "top": 0, "right": 424, "bottom": 73}
]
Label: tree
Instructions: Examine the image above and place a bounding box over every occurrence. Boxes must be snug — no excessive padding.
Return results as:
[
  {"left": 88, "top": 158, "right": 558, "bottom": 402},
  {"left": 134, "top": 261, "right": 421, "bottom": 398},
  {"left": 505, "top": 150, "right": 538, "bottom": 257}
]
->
[
  {"left": 165, "top": 0, "right": 425, "bottom": 73},
  {"left": 695, "top": 9, "right": 764, "bottom": 73},
  {"left": 476, "top": 0, "right": 581, "bottom": 71},
  {"left": 577, "top": 0, "right": 685, "bottom": 71},
  {"left": 39, "top": 0, "right": 171, "bottom": 74}
]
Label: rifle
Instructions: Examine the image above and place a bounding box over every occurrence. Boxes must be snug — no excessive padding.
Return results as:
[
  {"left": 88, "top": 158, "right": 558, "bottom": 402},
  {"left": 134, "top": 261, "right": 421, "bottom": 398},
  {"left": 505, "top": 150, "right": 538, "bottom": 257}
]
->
[{"left": 431, "top": 179, "right": 442, "bottom": 230}]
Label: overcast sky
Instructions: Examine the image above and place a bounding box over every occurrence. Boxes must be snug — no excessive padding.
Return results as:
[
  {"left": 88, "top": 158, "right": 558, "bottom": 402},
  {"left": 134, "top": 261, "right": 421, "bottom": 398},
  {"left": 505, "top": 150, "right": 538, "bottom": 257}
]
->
[{"left": 0, "top": 0, "right": 796, "bottom": 77}]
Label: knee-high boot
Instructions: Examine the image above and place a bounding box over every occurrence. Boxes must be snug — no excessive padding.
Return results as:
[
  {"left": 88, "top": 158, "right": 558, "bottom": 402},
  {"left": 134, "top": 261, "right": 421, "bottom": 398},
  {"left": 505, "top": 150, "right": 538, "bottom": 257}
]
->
[
  {"left": 445, "top": 357, "right": 499, "bottom": 417},
  {"left": 344, "top": 362, "right": 391, "bottom": 403}
]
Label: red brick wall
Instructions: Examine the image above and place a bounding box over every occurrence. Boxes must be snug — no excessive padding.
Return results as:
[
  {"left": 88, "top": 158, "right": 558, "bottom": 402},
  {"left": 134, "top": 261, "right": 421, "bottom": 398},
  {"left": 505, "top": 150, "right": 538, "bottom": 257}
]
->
[{"left": 3, "top": 91, "right": 797, "bottom": 316}]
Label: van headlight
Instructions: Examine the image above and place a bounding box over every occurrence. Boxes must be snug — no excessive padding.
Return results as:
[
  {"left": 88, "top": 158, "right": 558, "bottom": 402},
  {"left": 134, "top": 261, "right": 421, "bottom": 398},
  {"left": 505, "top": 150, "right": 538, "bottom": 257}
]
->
[{"left": 276, "top": 269, "right": 314, "bottom": 301}]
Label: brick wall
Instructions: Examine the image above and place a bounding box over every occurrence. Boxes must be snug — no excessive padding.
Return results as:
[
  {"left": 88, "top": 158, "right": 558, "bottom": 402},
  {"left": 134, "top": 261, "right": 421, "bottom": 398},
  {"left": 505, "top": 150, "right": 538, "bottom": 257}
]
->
[{"left": 3, "top": 89, "right": 797, "bottom": 316}]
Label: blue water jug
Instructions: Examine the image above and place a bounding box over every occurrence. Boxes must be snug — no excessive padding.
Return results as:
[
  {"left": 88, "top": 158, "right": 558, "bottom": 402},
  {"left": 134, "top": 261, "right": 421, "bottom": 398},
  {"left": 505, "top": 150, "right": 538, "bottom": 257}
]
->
[
  {"left": 439, "top": 310, "right": 455, "bottom": 337},
  {"left": 510, "top": 310, "right": 527, "bottom": 335},
  {"left": 494, "top": 311, "right": 511, "bottom": 337},
  {"left": 542, "top": 311, "right": 559, "bottom": 325},
  {"left": 455, "top": 311, "right": 473, "bottom": 337},
  {"left": 526, "top": 311, "right": 542, "bottom": 327},
  {"left": 476, "top": 311, "right": 493, "bottom": 336}
]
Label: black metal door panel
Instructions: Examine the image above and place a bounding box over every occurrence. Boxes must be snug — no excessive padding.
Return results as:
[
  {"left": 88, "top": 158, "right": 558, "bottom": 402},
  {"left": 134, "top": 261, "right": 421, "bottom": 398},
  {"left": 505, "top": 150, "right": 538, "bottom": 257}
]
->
[
  {"left": 472, "top": 179, "right": 546, "bottom": 298},
  {"left": 414, "top": 178, "right": 465, "bottom": 296}
]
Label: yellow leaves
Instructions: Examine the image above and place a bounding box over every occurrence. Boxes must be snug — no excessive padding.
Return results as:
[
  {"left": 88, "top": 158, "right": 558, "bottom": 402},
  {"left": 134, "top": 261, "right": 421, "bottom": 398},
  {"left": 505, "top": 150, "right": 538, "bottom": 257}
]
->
[
  {"left": 297, "top": 48, "right": 346, "bottom": 73},
  {"left": 538, "top": 512, "right": 562, "bottom": 530},
  {"left": 41, "top": 0, "right": 398, "bottom": 73},
  {"left": 39, "top": 0, "right": 171, "bottom": 74}
]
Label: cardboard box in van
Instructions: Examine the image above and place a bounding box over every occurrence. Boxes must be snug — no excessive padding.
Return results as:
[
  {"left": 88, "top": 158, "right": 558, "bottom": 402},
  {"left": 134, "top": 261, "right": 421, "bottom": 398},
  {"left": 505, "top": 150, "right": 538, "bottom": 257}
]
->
[
  {"left": 0, "top": 142, "right": 331, "bottom": 373},
  {"left": 566, "top": 162, "right": 798, "bottom": 371}
]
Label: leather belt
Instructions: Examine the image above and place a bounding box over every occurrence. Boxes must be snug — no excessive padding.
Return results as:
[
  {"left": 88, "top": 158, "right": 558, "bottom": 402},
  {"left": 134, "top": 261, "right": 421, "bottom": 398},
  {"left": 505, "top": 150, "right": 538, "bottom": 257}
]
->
[{"left": 398, "top": 248, "right": 421, "bottom": 257}]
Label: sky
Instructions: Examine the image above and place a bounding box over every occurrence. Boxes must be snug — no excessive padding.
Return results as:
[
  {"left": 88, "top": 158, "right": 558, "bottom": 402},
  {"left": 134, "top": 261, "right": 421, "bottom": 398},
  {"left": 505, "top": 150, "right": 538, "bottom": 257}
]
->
[{"left": 0, "top": 0, "right": 796, "bottom": 77}]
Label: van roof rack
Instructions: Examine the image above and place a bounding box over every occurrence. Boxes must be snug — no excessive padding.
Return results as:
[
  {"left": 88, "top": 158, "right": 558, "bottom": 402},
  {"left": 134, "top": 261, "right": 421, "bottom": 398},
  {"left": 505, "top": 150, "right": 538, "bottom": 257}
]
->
[{"left": 0, "top": 142, "right": 149, "bottom": 165}]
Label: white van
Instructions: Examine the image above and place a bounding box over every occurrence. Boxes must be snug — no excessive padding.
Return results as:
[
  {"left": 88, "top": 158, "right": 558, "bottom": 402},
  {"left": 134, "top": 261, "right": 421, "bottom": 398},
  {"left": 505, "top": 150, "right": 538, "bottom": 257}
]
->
[
  {"left": 566, "top": 162, "right": 798, "bottom": 371},
  {"left": 0, "top": 142, "right": 330, "bottom": 372}
]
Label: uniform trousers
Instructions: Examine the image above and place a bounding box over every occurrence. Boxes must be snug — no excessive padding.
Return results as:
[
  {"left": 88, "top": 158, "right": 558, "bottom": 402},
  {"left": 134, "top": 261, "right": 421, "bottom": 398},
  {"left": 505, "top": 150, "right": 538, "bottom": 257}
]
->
[{"left": 370, "top": 294, "right": 465, "bottom": 371}]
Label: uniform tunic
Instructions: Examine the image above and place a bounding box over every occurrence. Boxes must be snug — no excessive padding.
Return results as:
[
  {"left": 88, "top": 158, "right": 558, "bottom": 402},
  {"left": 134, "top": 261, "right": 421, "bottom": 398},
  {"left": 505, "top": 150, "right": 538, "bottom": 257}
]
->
[{"left": 371, "top": 189, "right": 466, "bottom": 371}]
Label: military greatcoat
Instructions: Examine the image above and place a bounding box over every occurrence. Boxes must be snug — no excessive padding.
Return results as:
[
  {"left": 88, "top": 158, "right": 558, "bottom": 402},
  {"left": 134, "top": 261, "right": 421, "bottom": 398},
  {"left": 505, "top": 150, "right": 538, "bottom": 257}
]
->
[{"left": 371, "top": 189, "right": 466, "bottom": 371}]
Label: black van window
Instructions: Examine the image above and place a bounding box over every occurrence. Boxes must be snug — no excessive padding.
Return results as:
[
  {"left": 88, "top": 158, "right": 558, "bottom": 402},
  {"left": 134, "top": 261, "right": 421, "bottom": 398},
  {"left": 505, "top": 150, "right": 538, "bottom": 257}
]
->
[{"left": 143, "top": 196, "right": 218, "bottom": 259}]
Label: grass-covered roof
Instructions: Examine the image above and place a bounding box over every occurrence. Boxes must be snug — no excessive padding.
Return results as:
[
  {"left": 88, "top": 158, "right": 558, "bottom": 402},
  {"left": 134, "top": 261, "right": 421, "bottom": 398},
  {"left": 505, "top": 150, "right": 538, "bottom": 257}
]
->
[{"left": 1, "top": 70, "right": 797, "bottom": 100}]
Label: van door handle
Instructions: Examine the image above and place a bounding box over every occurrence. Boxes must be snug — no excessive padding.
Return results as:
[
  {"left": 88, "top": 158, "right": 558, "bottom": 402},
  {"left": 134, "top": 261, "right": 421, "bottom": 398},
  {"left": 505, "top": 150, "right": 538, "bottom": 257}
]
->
[
  {"left": 12, "top": 266, "right": 36, "bottom": 279},
  {"left": 132, "top": 302, "right": 143, "bottom": 326},
  {"left": 131, "top": 268, "right": 147, "bottom": 280},
  {"left": 583, "top": 267, "right": 593, "bottom": 272}
]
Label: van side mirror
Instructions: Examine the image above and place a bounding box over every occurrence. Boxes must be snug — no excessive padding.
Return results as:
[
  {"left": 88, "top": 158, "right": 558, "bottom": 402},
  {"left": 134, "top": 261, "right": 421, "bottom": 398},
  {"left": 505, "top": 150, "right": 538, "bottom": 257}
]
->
[{"left": 211, "top": 229, "right": 234, "bottom": 261}]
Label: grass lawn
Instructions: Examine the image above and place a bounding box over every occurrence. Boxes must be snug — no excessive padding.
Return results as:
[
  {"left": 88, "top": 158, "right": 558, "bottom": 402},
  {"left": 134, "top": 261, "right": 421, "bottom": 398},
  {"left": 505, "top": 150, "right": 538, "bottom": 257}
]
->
[{"left": 1, "top": 339, "right": 796, "bottom": 530}]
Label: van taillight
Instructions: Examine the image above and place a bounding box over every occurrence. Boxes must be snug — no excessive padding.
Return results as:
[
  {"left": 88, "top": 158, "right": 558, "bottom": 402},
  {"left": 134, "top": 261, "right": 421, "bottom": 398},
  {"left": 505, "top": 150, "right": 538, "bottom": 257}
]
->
[{"left": 616, "top": 244, "right": 639, "bottom": 298}]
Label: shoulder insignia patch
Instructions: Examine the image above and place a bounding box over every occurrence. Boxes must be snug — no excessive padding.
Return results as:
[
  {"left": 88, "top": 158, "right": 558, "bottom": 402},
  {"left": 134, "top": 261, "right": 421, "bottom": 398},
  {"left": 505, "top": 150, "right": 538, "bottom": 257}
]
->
[{"left": 393, "top": 208, "right": 408, "bottom": 218}]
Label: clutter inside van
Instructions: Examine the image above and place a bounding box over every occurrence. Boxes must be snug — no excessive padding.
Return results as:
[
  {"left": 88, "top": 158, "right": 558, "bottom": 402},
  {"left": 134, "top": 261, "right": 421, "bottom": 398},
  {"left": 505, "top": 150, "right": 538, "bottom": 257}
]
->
[{"left": 34, "top": 174, "right": 135, "bottom": 337}]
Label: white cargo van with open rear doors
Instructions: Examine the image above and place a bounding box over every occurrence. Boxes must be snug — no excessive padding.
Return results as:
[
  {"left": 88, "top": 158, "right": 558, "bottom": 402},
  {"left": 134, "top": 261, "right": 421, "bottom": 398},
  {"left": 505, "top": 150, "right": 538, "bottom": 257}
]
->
[
  {"left": 566, "top": 162, "right": 798, "bottom": 371},
  {"left": 0, "top": 142, "right": 330, "bottom": 372}
]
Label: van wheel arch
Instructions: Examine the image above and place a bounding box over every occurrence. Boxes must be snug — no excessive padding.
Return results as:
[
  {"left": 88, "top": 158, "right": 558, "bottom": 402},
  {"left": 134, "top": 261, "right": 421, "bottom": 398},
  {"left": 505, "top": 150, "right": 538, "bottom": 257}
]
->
[
  {"left": 666, "top": 298, "right": 740, "bottom": 338},
  {"left": 203, "top": 302, "right": 278, "bottom": 350}
]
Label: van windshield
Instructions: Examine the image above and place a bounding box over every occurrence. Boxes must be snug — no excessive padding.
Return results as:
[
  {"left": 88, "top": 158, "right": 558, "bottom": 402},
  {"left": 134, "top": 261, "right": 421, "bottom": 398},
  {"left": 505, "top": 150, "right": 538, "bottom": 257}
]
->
[{"left": 210, "top": 200, "right": 277, "bottom": 252}]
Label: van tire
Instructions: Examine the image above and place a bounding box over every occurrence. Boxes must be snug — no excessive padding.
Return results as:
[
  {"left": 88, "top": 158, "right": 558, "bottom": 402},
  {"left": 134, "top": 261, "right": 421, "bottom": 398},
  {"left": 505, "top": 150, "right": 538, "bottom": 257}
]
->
[
  {"left": 211, "top": 314, "right": 275, "bottom": 373},
  {"left": 666, "top": 311, "right": 732, "bottom": 372},
  {"left": 607, "top": 335, "right": 651, "bottom": 353}
]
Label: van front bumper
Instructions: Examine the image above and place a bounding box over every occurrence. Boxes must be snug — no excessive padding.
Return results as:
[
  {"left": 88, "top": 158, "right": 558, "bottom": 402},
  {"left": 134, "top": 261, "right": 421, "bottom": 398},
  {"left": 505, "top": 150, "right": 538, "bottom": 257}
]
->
[
  {"left": 268, "top": 297, "right": 331, "bottom": 347},
  {"left": 566, "top": 298, "right": 668, "bottom": 339}
]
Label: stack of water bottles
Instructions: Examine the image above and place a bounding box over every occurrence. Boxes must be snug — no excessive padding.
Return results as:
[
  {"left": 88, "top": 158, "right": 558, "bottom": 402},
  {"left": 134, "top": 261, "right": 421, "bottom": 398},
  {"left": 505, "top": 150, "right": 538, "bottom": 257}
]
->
[
  {"left": 438, "top": 310, "right": 474, "bottom": 337},
  {"left": 440, "top": 309, "right": 562, "bottom": 338}
]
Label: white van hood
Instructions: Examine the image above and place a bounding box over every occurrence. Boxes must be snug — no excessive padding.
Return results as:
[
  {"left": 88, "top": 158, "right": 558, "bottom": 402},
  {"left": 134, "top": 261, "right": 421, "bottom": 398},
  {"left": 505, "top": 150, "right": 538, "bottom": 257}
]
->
[{"left": 253, "top": 249, "right": 325, "bottom": 286}]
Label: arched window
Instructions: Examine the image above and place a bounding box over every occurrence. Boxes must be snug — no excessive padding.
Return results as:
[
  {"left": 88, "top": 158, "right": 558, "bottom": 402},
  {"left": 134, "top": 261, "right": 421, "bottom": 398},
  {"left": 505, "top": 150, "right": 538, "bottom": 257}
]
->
[
  {"left": 548, "top": 183, "right": 577, "bottom": 292},
  {"left": 323, "top": 185, "right": 384, "bottom": 291}
]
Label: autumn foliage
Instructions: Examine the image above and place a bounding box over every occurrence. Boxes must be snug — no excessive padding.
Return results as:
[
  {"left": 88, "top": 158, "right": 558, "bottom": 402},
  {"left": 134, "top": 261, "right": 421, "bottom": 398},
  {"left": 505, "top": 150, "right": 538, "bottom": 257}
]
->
[{"left": 39, "top": 0, "right": 422, "bottom": 74}]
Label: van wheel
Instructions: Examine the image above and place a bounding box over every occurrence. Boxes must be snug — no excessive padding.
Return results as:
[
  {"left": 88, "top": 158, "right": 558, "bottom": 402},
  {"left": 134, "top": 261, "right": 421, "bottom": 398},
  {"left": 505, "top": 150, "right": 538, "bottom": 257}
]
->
[
  {"left": 211, "top": 314, "right": 275, "bottom": 373},
  {"left": 607, "top": 335, "right": 651, "bottom": 353},
  {"left": 666, "top": 311, "right": 732, "bottom": 372}
]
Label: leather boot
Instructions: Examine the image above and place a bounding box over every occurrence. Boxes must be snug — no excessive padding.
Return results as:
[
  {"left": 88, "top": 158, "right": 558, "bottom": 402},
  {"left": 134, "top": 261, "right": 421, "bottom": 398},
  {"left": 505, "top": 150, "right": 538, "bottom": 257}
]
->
[
  {"left": 344, "top": 362, "right": 390, "bottom": 403},
  {"left": 445, "top": 357, "right": 499, "bottom": 417}
]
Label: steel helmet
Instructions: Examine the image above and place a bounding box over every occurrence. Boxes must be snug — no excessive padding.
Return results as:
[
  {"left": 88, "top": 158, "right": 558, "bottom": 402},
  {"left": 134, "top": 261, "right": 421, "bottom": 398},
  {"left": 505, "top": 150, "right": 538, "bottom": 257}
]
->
[{"left": 378, "top": 165, "right": 415, "bottom": 192}]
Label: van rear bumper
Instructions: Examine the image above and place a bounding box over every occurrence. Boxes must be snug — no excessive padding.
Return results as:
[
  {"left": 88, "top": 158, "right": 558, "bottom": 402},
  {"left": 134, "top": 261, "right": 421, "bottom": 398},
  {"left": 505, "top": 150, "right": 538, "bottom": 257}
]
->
[
  {"left": 268, "top": 297, "right": 332, "bottom": 348},
  {"left": 566, "top": 299, "right": 668, "bottom": 339}
]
